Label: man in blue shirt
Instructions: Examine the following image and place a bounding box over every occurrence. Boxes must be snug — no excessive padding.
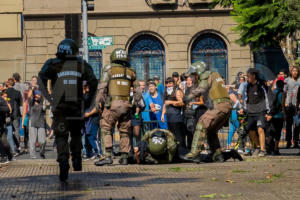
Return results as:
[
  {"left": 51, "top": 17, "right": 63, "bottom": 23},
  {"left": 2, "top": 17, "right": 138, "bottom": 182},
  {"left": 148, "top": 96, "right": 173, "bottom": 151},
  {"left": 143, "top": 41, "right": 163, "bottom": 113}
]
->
[{"left": 148, "top": 81, "right": 168, "bottom": 129}]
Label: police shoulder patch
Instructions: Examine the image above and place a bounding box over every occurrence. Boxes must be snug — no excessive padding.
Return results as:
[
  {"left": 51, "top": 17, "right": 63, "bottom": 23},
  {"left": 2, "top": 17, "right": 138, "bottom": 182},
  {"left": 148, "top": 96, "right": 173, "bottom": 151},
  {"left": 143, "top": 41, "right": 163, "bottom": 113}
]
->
[{"left": 103, "top": 65, "right": 111, "bottom": 72}]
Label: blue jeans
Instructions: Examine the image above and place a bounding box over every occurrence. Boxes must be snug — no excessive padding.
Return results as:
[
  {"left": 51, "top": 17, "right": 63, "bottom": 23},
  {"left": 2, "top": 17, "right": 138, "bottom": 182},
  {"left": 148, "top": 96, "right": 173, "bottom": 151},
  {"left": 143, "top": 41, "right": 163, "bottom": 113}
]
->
[
  {"left": 6, "top": 125, "right": 15, "bottom": 153},
  {"left": 227, "top": 110, "right": 240, "bottom": 146},
  {"left": 86, "top": 123, "right": 101, "bottom": 156}
]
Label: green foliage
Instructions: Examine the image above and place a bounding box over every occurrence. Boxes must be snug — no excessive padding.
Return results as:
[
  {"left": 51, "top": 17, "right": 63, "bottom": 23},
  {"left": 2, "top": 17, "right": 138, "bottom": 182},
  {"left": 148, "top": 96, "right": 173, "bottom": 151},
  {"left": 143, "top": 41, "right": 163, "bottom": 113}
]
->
[{"left": 212, "top": 0, "right": 300, "bottom": 51}]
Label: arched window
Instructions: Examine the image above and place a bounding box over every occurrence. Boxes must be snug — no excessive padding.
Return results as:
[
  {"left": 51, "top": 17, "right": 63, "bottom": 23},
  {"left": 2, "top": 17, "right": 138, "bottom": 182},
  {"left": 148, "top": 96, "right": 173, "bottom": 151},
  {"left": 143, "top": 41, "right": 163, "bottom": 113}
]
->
[
  {"left": 129, "top": 34, "right": 165, "bottom": 81},
  {"left": 254, "top": 46, "right": 289, "bottom": 80},
  {"left": 191, "top": 33, "right": 228, "bottom": 80}
]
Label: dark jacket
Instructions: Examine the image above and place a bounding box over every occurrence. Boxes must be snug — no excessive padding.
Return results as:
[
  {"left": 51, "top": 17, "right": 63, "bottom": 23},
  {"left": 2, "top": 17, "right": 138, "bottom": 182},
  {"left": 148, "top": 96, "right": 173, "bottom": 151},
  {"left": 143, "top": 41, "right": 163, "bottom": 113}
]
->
[
  {"left": 244, "top": 81, "right": 271, "bottom": 115},
  {"left": 29, "top": 98, "right": 46, "bottom": 128},
  {"left": 6, "top": 87, "right": 22, "bottom": 119},
  {"left": 0, "top": 97, "right": 10, "bottom": 129},
  {"left": 38, "top": 56, "right": 98, "bottom": 115}
]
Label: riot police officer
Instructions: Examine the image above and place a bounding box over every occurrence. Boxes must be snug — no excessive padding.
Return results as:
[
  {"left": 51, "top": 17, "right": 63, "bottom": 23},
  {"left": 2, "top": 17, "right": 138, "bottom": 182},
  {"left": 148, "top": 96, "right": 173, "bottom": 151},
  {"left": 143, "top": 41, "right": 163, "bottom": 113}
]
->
[
  {"left": 38, "top": 39, "right": 97, "bottom": 181},
  {"left": 182, "top": 61, "right": 233, "bottom": 162},
  {"left": 93, "top": 48, "right": 143, "bottom": 166},
  {"left": 134, "top": 129, "right": 177, "bottom": 164}
]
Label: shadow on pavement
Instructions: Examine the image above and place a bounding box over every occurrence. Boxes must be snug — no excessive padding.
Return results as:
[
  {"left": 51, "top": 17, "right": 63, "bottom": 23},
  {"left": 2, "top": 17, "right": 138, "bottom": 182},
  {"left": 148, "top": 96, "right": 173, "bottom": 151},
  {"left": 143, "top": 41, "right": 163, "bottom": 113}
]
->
[{"left": 0, "top": 171, "right": 200, "bottom": 200}]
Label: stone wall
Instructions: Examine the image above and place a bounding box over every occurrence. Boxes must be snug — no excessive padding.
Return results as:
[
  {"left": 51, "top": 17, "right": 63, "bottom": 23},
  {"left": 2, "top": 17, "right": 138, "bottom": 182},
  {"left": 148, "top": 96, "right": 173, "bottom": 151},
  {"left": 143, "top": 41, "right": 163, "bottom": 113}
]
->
[
  {"left": 0, "top": 40, "right": 25, "bottom": 82},
  {"left": 23, "top": 18, "right": 65, "bottom": 80},
  {"left": 90, "top": 14, "right": 251, "bottom": 82}
]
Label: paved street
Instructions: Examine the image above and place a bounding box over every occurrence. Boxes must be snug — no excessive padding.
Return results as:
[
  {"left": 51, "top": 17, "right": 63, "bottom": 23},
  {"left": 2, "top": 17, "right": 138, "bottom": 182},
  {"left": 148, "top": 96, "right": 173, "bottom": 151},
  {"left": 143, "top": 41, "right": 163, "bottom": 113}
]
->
[{"left": 1, "top": 139, "right": 300, "bottom": 200}]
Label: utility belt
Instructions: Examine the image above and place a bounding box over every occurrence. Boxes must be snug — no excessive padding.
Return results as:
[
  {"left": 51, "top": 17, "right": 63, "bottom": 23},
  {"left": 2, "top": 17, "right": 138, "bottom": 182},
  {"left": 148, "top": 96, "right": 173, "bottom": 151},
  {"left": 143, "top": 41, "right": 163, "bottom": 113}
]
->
[
  {"left": 111, "top": 96, "right": 130, "bottom": 102},
  {"left": 213, "top": 98, "right": 232, "bottom": 106}
]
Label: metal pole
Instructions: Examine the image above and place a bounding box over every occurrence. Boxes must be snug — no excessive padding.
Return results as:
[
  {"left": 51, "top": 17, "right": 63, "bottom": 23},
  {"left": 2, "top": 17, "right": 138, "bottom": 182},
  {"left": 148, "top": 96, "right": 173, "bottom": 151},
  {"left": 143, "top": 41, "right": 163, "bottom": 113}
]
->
[{"left": 82, "top": 0, "right": 89, "bottom": 62}]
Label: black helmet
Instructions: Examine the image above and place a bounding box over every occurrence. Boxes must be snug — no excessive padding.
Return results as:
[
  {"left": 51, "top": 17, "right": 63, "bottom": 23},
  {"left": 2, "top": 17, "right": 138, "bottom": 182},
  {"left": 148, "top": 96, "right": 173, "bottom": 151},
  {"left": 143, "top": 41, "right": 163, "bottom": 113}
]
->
[{"left": 56, "top": 39, "right": 78, "bottom": 58}]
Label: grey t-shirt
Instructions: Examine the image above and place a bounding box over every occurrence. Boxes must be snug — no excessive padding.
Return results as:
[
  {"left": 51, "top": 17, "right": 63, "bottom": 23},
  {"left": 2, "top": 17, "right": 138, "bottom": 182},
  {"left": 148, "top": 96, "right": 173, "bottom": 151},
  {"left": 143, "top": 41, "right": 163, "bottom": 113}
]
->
[
  {"left": 14, "top": 82, "right": 26, "bottom": 99},
  {"left": 284, "top": 77, "right": 300, "bottom": 106}
]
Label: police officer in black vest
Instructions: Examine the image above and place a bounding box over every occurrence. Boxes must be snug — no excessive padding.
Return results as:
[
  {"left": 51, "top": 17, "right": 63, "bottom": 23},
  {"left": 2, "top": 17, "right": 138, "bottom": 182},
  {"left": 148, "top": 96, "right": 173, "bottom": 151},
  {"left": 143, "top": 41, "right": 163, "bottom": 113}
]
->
[{"left": 38, "top": 39, "right": 97, "bottom": 181}]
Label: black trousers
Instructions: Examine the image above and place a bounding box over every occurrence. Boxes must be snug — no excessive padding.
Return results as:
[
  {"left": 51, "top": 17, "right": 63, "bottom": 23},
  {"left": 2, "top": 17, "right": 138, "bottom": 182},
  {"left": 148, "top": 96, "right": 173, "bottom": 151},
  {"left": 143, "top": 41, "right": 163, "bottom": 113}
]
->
[
  {"left": 23, "top": 125, "right": 29, "bottom": 149},
  {"left": 0, "top": 128, "right": 12, "bottom": 159},
  {"left": 52, "top": 108, "right": 83, "bottom": 163},
  {"left": 167, "top": 122, "right": 187, "bottom": 149},
  {"left": 285, "top": 106, "right": 299, "bottom": 144}
]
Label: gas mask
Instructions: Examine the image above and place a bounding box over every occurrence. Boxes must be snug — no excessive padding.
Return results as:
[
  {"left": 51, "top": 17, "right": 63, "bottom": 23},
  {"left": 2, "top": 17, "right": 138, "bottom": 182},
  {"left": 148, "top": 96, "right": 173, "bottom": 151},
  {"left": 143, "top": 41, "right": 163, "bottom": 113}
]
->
[{"left": 167, "top": 87, "right": 174, "bottom": 95}]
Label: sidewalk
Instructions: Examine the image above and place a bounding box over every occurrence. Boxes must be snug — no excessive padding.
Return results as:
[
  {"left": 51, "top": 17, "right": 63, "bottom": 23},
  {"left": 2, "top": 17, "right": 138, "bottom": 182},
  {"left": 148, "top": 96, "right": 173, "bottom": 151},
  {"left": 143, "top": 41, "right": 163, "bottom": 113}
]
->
[{"left": 1, "top": 154, "right": 300, "bottom": 200}]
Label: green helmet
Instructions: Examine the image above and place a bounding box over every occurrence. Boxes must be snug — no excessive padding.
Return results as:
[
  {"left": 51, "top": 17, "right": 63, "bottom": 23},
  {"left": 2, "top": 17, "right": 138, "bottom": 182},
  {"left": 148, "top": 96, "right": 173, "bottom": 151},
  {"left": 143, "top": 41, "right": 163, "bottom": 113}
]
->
[
  {"left": 56, "top": 38, "right": 78, "bottom": 58},
  {"left": 110, "top": 48, "right": 129, "bottom": 64},
  {"left": 149, "top": 131, "right": 167, "bottom": 156},
  {"left": 187, "top": 61, "right": 207, "bottom": 76}
]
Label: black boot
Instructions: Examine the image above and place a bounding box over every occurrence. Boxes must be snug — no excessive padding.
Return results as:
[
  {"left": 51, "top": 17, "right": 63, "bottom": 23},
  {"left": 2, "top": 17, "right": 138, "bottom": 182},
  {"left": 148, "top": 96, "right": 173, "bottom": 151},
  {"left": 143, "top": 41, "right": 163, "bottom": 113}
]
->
[
  {"left": 94, "top": 156, "right": 113, "bottom": 166},
  {"left": 72, "top": 156, "right": 82, "bottom": 171},
  {"left": 222, "top": 149, "right": 243, "bottom": 162},
  {"left": 59, "top": 160, "right": 70, "bottom": 182}
]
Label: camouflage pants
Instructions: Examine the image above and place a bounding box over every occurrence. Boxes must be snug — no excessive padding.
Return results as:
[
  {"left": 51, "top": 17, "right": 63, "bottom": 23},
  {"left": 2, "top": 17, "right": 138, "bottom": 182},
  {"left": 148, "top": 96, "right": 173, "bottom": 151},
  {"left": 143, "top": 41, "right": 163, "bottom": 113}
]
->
[
  {"left": 192, "top": 102, "right": 232, "bottom": 153},
  {"left": 100, "top": 100, "right": 132, "bottom": 154},
  {"left": 52, "top": 109, "right": 83, "bottom": 163}
]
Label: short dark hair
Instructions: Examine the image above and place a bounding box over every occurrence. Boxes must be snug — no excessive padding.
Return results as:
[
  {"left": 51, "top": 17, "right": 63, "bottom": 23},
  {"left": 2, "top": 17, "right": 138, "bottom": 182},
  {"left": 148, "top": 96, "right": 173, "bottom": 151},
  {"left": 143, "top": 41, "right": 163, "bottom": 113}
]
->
[
  {"left": 172, "top": 72, "right": 179, "bottom": 77},
  {"left": 153, "top": 75, "right": 160, "bottom": 81},
  {"left": 279, "top": 69, "right": 286, "bottom": 73},
  {"left": 7, "top": 78, "right": 15, "bottom": 86},
  {"left": 166, "top": 77, "right": 174, "bottom": 84},
  {"left": 12, "top": 73, "right": 21, "bottom": 82},
  {"left": 180, "top": 73, "right": 186, "bottom": 82},
  {"left": 0, "top": 89, "right": 7, "bottom": 96},
  {"left": 148, "top": 81, "right": 156, "bottom": 87},
  {"left": 247, "top": 68, "right": 259, "bottom": 79}
]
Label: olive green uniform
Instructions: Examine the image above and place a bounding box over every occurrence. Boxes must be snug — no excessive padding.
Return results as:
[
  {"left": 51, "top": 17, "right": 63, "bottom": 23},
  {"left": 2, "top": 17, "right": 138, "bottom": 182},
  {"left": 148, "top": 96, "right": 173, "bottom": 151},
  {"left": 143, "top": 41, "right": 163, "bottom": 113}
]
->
[
  {"left": 142, "top": 129, "right": 177, "bottom": 164},
  {"left": 185, "top": 66, "right": 232, "bottom": 159},
  {"left": 93, "top": 49, "right": 142, "bottom": 161}
]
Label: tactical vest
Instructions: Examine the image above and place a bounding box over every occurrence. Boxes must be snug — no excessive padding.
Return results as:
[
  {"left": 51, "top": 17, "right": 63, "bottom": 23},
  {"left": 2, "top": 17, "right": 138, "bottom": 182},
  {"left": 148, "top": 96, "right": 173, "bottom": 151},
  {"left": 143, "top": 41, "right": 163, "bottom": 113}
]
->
[
  {"left": 108, "top": 64, "right": 135, "bottom": 100},
  {"left": 52, "top": 58, "right": 84, "bottom": 103},
  {"left": 208, "top": 72, "right": 229, "bottom": 101}
]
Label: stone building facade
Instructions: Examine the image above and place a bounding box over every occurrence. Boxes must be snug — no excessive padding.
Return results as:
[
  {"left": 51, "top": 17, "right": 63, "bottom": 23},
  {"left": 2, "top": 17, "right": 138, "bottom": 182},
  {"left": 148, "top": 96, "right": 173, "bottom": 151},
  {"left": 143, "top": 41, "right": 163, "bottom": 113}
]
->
[{"left": 1, "top": 0, "right": 254, "bottom": 83}]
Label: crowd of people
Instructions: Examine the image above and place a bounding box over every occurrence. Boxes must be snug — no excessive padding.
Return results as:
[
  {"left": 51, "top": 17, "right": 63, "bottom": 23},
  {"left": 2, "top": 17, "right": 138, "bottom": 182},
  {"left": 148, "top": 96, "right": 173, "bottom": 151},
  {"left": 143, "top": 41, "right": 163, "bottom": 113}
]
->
[{"left": 1, "top": 66, "right": 300, "bottom": 164}]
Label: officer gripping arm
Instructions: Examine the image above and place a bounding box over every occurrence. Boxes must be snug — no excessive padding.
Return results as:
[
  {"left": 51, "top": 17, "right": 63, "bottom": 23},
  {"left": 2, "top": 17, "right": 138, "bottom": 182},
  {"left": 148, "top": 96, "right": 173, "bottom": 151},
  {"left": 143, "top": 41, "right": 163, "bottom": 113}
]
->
[{"left": 184, "top": 73, "right": 211, "bottom": 104}]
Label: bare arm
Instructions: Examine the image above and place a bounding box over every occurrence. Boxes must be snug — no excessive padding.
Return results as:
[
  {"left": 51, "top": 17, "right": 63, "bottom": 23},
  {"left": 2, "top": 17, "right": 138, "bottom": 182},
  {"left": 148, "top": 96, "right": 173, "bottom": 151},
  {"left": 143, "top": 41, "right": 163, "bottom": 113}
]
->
[
  {"left": 161, "top": 103, "right": 166, "bottom": 122},
  {"left": 190, "top": 95, "right": 205, "bottom": 106},
  {"left": 21, "top": 101, "right": 27, "bottom": 128},
  {"left": 173, "top": 90, "right": 184, "bottom": 107}
]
